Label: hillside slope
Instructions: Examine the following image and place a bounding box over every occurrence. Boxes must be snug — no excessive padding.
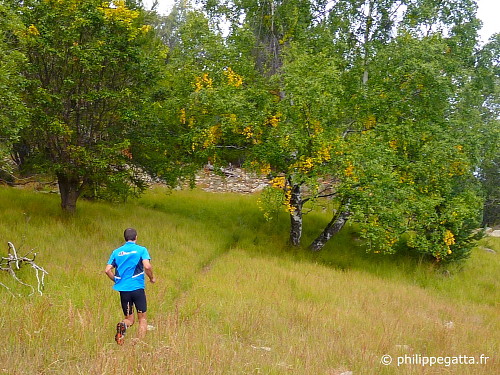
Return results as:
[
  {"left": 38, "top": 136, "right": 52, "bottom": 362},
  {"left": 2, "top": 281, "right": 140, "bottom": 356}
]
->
[{"left": 0, "top": 187, "right": 498, "bottom": 374}]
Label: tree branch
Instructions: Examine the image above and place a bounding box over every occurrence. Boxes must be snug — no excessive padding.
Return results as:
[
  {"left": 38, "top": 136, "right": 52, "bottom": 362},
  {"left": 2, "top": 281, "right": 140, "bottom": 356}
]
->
[{"left": 1, "top": 242, "right": 48, "bottom": 296}]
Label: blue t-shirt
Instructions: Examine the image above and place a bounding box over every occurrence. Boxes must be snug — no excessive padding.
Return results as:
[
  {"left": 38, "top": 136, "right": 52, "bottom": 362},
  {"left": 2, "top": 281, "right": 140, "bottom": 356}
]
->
[{"left": 107, "top": 241, "right": 151, "bottom": 292}]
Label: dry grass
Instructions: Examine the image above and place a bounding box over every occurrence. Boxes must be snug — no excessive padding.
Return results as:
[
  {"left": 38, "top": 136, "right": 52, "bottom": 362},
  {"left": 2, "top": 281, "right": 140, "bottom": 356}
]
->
[{"left": 0, "top": 187, "right": 498, "bottom": 374}]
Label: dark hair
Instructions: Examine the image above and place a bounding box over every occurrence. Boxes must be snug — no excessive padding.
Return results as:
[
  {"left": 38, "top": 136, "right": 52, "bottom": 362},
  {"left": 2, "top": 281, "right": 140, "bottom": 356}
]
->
[{"left": 124, "top": 228, "right": 137, "bottom": 241}]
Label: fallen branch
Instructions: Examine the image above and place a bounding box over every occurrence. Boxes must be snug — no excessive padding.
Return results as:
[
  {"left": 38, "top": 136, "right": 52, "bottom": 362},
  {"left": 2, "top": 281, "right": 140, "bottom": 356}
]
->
[{"left": 0, "top": 242, "right": 48, "bottom": 296}]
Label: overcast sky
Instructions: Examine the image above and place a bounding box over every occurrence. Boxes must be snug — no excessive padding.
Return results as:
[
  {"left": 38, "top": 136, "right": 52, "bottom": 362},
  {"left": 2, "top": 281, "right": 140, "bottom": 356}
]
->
[{"left": 143, "top": 0, "right": 499, "bottom": 43}]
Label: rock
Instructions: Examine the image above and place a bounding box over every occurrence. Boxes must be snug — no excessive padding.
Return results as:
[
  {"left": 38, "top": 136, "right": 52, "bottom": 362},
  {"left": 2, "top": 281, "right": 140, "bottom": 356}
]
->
[
  {"left": 251, "top": 183, "right": 269, "bottom": 193},
  {"left": 444, "top": 321, "right": 454, "bottom": 329},
  {"left": 251, "top": 345, "right": 272, "bottom": 351},
  {"left": 195, "top": 168, "right": 270, "bottom": 194},
  {"left": 489, "top": 230, "right": 500, "bottom": 237}
]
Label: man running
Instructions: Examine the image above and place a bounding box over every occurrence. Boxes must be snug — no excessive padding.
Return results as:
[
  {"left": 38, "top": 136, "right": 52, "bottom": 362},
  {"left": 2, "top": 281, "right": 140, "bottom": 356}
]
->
[{"left": 105, "top": 228, "right": 156, "bottom": 344}]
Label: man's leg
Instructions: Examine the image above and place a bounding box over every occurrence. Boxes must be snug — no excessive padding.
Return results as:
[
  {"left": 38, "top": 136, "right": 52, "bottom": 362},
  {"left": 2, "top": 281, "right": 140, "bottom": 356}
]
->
[
  {"left": 123, "top": 302, "right": 135, "bottom": 327},
  {"left": 122, "top": 315, "right": 134, "bottom": 327},
  {"left": 137, "top": 311, "right": 147, "bottom": 339},
  {"left": 134, "top": 289, "right": 148, "bottom": 339},
  {"left": 116, "top": 293, "right": 135, "bottom": 345}
]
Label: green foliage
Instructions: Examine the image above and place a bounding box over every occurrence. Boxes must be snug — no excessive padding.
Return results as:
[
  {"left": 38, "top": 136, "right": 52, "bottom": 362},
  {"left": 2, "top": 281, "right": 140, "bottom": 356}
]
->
[
  {"left": 474, "top": 34, "right": 500, "bottom": 225},
  {"left": 15, "top": 0, "right": 168, "bottom": 209},
  {"left": 0, "top": 2, "right": 27, "bottom": 167},
  {"left": 348, "top": 32, "right": 485, "bottom": 261},
  {"left": 151, "top": 10, "right": 242, "bottom": 176},
  {"left": 182, "top": 0, "right": 489, "bottom": 261},
  {"left": 0, "top": 0, "right": 494, "bottom": 262}
]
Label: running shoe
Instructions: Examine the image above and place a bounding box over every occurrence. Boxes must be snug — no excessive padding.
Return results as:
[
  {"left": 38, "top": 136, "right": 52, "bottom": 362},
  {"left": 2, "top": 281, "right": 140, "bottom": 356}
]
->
[{"left": 115, "top": 322, "right": 127, "bottom": 345}]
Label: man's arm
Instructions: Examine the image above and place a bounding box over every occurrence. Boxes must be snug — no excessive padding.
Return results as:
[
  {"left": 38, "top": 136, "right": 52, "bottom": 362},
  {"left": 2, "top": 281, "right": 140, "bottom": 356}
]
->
[
  {"left": 104, "top": 264, "right": 115, "bottom": 281},
  {"left": 142, "top": 259, "right": 156, "bottom": 283}
]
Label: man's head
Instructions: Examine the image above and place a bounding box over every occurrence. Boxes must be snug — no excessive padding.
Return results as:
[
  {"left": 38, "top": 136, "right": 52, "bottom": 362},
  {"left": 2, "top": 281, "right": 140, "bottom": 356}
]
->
[{"left": 124, "top": 228, "right": 138, "bottom": 242}]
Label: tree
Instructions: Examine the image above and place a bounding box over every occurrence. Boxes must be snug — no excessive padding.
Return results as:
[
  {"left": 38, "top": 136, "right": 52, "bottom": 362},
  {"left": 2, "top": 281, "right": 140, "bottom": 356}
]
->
[
  {"left": 0, "top": 2, "right": 27, "bottom": 179},
  {"left": 300, "top": 0, "right": 486, "bottom": 261},
  {"left": 152, "top": 8, "right": 249, "bottom": 183},
  {"left": 198, "top": 0, "right": 334, "bottom": 245},
  {"left": 16, "top": 0, "right": 167, "bottom": 211},
  {"left": 250, "top": 45, "right": 345, "bottom": 246},
  {"left": 474, "top": 34, "right": 500, "bottom": 226},
  {"left": 332, "top": 32, "right": 485, "bottom": 261},
  {"left": 190, "top": 0, "right": 487, "bottom": 261}
]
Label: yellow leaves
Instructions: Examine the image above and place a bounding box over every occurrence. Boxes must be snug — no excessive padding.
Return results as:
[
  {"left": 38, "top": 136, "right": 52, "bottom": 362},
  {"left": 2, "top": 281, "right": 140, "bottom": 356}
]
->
[
  {"left": 27, "top": 24, "right": 40, "bottom": 36},
  {"left": 399, "top": 173, "right": 415, "bottom": 184},
  {"left": 259, "top": 163, "right": 271, "bottom": 175},
  {"left": 444, "top": 230, "right": 455, "bottom": 246},
  {"left": 139, "top": 25, "right": 152, "bottom": 34},
  {"left": 386, "top": 235, "right": 397, "bottom": 247},
  {"left": 241, "top": 126, "right": 253, "bottom": 139},
  {"left": 224, "top": 67, "right": 243, "bottom": 87},
  {"left": 99, "top": 1, "right": 151, "bottom": 40},
  {"left": 284, "top": 189, "right": 294, "bottom": 214},
  {"left": 268, "top": 176, "right": 298, "bottom": 214},
  {"left": 270, "top": 176, "right": 286, "bottom": 189},
  {"left": 239, "top": 124, "right": 262, "bottom": 144},
  {"left": 311, "top": 119, "right": 323, "bottom": 135},
  {"left": 158, "top": 46, "right": 168, "bottom": 60},
  {"left": 190, "top": 124, "right": 221, "bottom": 150},
  {"left": 302, "top": 158, "right": 315, "bottom": 170},
  {"left": 267, "top": 113, "right": 281, "bottom": 127},
  {"left": 364, "top": 115, "right": 376, "bottom": 130},
  {"left": 448, "top": 161, "right": 467, "bottom": 177},
  {"left": 343, "top": 161, "right": 360, "bottom": 182},
  {"left": 444, "top": 229, "right": 455, "bottom": 255},
  {"left": 202, "top": 124, "right": 221, "bottom": 148},
  {"left": 99, "top": 1, "right": 139, "bottom": 24},
  {"left": 293, "top": 157, "right": 315, "bottom": 172},
  {"left": 25, "top": 23, "right": 41, "bottom": 41},
  {"left": 288, "top": 146, "right": 331, "bottom": 174},
  {"left": 389, "top": 140, "right": 398, "bottom": 150},
  {"left": 180, "top": 108, "right": 186, "bottom": 125},
  {"left": 316, "top": 146, "right": 331, "bottom": 163},
  {"left": 195, "top": 73, "right": 213, "bottom": 92},
  {"left": 344, "top": 162, "right": 354, "bottom": 177}
]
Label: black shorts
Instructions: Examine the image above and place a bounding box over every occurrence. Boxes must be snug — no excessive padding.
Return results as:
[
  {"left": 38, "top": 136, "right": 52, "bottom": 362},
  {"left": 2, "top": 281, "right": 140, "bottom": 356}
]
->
[{"left": 119, "top": 289, "right": 147, "bottom": 316}]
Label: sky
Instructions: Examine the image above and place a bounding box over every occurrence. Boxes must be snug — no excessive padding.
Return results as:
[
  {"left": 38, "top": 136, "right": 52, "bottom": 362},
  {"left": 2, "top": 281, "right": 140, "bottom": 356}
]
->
[{"left": 143, "top": 0, "right": 499, "bottom": 44}]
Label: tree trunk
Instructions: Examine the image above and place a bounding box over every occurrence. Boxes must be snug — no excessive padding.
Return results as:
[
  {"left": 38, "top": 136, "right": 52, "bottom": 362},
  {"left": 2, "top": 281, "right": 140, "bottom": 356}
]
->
[
  {"left": 57, "top": 173, "right": 81, "bottom": 212},
  {"left": 289, "top": 183, "right": 303, "bottom": 246},
  {"left": 309, "top": 209, "right": 350, "bottom": 252}
]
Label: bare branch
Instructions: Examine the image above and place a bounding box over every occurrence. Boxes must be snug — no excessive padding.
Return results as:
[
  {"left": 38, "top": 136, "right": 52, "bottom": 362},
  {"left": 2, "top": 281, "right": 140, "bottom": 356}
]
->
[{"left": 1, "top": 242, "right": 48, "bottom": 296}]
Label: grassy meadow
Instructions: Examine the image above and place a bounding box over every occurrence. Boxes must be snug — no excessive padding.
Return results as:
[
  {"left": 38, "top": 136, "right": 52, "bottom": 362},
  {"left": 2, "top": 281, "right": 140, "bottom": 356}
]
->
[{"left": 0, "top": 186, "right": 498, "bottom": 374}]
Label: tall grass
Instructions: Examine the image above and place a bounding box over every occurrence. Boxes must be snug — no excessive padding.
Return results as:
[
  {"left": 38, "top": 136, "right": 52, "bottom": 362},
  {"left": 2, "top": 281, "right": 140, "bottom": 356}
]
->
[{"left": 0, "top": 186, "right": 498, "bottom": 374}]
